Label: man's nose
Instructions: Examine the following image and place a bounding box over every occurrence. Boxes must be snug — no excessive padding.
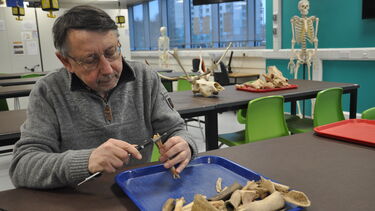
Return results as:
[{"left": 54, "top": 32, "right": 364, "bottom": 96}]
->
[{"left": 98, "top": 55, "right": 114, "bottom": 74}]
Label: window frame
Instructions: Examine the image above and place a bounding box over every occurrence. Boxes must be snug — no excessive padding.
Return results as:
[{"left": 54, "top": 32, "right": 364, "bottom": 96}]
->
[{"left": 129, "top": 0, "right": 265, "bottom": 51}]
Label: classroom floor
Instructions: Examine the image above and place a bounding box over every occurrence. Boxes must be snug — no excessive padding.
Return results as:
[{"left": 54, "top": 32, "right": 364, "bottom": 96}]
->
[{"left": 0, "top": 111, "right": 244, "bottom": 191}]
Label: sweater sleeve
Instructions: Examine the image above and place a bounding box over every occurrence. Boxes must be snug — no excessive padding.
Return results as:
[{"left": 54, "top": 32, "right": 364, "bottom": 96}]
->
[
  {"left": 149, "top": 71, "right": 198, "bottom": 158},
  {"left": 9, "top": 80, "right": 92, "bottom": 189}
]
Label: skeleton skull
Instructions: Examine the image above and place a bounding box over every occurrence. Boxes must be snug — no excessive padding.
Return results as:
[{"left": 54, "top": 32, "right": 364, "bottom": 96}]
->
[
  {"left": 298, "top": 0, "right": 310, "bottom": 16},
  {"left": 192, "top": 79, "right": 224, "bottom": 97}
]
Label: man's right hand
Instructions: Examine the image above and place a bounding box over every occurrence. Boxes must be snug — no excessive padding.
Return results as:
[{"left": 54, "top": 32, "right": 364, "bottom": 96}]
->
[{"left": 88, "top": 138, "right": 142, "bottom": 174}]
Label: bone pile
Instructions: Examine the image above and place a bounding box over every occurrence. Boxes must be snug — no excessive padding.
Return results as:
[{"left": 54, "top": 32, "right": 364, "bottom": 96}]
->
[
  {"left": 235, "top": 66, "right": 290, "bottom": 90},
  {"left": 162, "top": 177, "right": 311, "bottom": 211}
]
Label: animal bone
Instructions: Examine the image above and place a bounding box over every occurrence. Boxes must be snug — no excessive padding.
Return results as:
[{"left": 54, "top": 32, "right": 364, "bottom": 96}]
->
[
  {"left": 153, "top": 134, "right": 180, "bottom": 179},
  {"left": 163, "top": 198, "right": 175, "bottom": 211},
  {"left": 158, "top": 48, "right": 225, "bottom": 97},
  {"left": 191, "top": 194, "right": 219, "bottom": 211},
  {"left": 236, "top": 66, "right": 289, "bottom": 90},
  {"left": 207, "top": 43, "right": 233, "bottom": 73},
  {"left": 258, "top": 177, "right": 276, "bottom": 193},
  {"left": 240, "top": 190, "right": 258, "bottom": 205},
  {"left": 282, "top": 190, "right": 311, "bottom": 207},
  {"left": 174, "top": 197, "right": 186, "bottom": 211},
  {"left": 242, "top": 180, "right": 258, "bottom": 191},
  {"left": 224, "top": 189, "right": 242, "bottom": 210},
  {"left": 208, "top": 182, "right": 242, "bottom": 201},
  {"left": 192, "top": 79, "right": 224, "bottom": 98},
  {"left": 216, "top": 177, "right": 223, "bottom": 193},
  {"left": 237, "top": 191, "right": 285, "bottom": 211}
]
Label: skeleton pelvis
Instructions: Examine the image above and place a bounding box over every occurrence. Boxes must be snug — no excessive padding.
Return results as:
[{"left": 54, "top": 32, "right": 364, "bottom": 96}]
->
[{"left": 192, "top": 79, "right": 225, "bottom": 97}]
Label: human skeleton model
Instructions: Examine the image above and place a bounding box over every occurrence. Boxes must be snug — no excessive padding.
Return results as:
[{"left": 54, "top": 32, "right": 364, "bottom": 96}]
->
[
  {"left": 288, "top": 0, "right": 319, "bottom": 115},
  {"left": 158, "top": 26, "right": 170, "bottom": 68}
]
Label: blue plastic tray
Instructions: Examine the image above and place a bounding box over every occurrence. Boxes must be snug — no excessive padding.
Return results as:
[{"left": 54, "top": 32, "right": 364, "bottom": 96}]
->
[{"left": 116, "top": 156, "right": 302, "bottom": 211}]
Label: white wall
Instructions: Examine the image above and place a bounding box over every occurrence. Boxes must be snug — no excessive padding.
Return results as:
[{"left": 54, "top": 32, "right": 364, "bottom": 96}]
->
[
  {"left": 0, "top": 5, "right": 131, "bottom": 110},
  {"left": 0, "top": 7, "right": 42, "bottom": 73}
]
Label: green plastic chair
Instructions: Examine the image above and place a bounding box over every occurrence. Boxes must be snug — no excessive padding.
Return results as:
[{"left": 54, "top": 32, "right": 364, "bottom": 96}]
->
[
  {"left": 0, "top": 99, "right": 9, "bottom": 111},
  {"left": 150, "top": 143, "right": 160, "bottom": 162},
  {"left": 237, "top": 107, "right": 300, "bottom": 125},
  {"left": 21, "top": 73, "right": 43, "bottom": 78},
  {"left": 177, "top": 79, "right": 205, "bottom": 139},
  {"left": 362, "top": 107, "right": 375, "bottom": 120},
  {"left": 236, "top": 80, "right": 300, "bottom": 125},
  {"left": 287, "top": 87, "right": 345, "bottom": 134},
  {"left": 218, "top": 95, "right": 289, "bottom": 146},
  {"left": 162, "top": 81, "right": 173, "bottom": 92},
  {"left": 177, "top": 79, "right": 192, "bottom": 91},
  {"left": 236, "top": 109, "right": 247, "bottom": 124}
]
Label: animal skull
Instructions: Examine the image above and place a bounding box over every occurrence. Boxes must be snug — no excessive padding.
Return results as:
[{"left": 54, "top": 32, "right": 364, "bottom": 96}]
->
[
  {"left": 192, "top": 79, "right": 224, "bottom": 97},
  {"left": 158, "top": 46, "right": 231, "bottom": 97}
]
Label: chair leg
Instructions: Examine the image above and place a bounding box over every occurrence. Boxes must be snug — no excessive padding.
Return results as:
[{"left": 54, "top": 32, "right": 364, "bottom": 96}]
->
[
  {"left": 197, "top": 116, "right": 205, "bottom": 140},
  {"left": 14, "top": 98, "right": 20, "bottom": 110}
]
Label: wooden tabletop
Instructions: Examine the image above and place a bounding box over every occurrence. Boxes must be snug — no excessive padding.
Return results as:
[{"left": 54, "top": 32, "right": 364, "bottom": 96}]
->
[{"left": 0, "top": 132, "right": 373, "bottom": 210}]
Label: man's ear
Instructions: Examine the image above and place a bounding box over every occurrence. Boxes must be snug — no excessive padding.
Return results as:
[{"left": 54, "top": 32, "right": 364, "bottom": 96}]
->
[{"left": 56, "top": 52, "right": 74, "bottom": 73}]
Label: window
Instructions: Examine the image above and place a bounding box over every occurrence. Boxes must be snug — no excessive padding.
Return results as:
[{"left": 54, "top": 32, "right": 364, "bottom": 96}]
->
[
  {"left": 167, "top": 0, "right": 185, "bottom": 48},
  {"left": 129, "top": 0, "right": 266, "bottom": 50},
  {"left": 149, "top": 0, "right": 161, "bottom": 50},
  {"left": 219, "top": 1, "right": 248, "bottom": 47},
  {"left": 255, "top": 0, "right": 266, "bottom": 46},
  {"left": 191, "top": 3, "right": 213, "bottom": 48},
  {"left": 132, "top": 4, "right": 146, "bottom": 50}
]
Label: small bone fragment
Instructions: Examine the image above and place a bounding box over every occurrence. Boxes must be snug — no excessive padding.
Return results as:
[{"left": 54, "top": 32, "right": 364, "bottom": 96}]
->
[
  {"left": 210, "top": 200, "right": 225, "bottom": 210},
  {"left": 216, "top": 177, "right": 222, "bottom": 193},
  {"left": 174, "top": 197, "right": 185, "bottom": 211},
  {"left": 242, "top": 180, "right": 258, "bottom": 191},
  {"left": 240, "top": 190, "right": 258, "bottom": 205},
  {"left": 182, "top": 201, "right": 193, "bottom": 211},
  {"left": 182, "top": 200, "right": 224, "bottom": 211},
  {"left": 191, "top": 194, "right": 219, "bottom": 211},
  {"left": 153, "top": 134, "right": 180, "bottom": 179},
  {"left": 254, "top": 187, "right": 269, "bottom": 199},
  {"left": 259, "top": 177, "right": 276, "bottom": 193},
  {"left": 163, "top": 198, "right": 175, "bottom": 211},
  {"left": 283, "top": 190, "right": 311, "bottom": 207},
  {"left": 237, "top": 191, "right": 285, "bottom": 211},
  {"left": 271, "top": 181, "right": 290, "bottom": 193},
  {"left": 208, "top": 182, "right": 243, "bottom": 201},
  {"left": 225, "top": 189, "right": 242, "bottom": 210}
]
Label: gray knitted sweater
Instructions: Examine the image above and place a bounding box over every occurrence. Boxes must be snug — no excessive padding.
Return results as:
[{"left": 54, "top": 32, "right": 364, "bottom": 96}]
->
[{"left": 9, "top": 60, "right": 197, "bottom": 189}]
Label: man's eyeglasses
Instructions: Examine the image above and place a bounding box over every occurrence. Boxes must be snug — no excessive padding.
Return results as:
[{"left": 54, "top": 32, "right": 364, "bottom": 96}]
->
[{"left": 67, "top": 43, "right": 122, "bottom": 72}]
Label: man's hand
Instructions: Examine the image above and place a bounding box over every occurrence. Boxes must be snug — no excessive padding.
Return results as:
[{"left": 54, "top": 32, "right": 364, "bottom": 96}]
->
[
  {"left": 158, "top": 136, "right": 192, "bottom": 174},
  {"left": 88, "top": 138, "right": 142, "bottom": 174}
]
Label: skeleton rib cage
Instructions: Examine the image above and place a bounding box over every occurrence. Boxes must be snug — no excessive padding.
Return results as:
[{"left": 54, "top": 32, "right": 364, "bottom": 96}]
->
[{"left": 291, "top": 16, "right": 317, "bottom": 50}]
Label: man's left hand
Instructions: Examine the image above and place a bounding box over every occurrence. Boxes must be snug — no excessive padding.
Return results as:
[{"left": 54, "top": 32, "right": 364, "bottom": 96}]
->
[{"left": 158, "top": 136, "right": 191, "bottom": 174}]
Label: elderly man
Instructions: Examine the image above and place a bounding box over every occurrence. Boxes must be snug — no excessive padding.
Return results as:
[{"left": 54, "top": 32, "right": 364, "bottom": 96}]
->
[{"left": 9, "top": 5, "right": 197, "bottom": 189}]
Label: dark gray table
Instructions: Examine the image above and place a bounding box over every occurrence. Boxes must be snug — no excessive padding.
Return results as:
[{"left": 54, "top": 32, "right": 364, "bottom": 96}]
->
[
  {"left": 169, "top": 79, "right": 359, "bottom": 150},
  {"left": 0, "top": 77, "right": 43, "bottom": 86},
  {"left": 0, "top": 72, "right": 48, "bottom": 80},
  {"left": 0, "top": 80, "right": 359, "bottom": 152},
  {"left": 0, "top": 132, "right": 373, "bottom": 211},
  {"left": 0, "top": 84, "right": 34, "bottom": 99},
  {"left": 0, "top": 110, "right": 26, "bottom": 152}
]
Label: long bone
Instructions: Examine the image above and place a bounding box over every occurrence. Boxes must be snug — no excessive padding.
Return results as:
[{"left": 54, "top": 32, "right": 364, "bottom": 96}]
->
[{"left": 207, "top": 42, "right": 232, "bottom": 73}]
